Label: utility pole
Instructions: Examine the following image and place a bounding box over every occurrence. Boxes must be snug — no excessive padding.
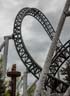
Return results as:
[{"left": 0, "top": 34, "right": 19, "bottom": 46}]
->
[
  {"left": 7, "top": 64, "right": 21, "bottom": 96},
  {"left": 34, "top": 0, "right": 70, "bottom": 96}
]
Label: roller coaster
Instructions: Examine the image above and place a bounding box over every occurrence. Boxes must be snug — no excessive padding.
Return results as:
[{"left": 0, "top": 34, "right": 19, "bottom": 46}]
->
[{"left": 12, "top": 7, "right": 70, "bottom": 93}]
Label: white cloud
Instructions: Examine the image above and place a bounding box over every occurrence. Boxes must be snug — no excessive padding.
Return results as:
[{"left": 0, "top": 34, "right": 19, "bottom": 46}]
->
[
  {"left": 1, "top": 0, "right": 24, "bottom": 8},
  {"left": 1, "top": 0, "right": 39, "bottom": 8},
  {"left": 48, "top": 0, "right": 66, "bottom": 12},
  {"left": 37, "top": 0, "right": 66, "bottom": 13},
  {"left": 0, "top": 0, "right": 70, "bottom": 88},
  {"left": 0, "top": 0, "right": 40, "bottom": 37}
]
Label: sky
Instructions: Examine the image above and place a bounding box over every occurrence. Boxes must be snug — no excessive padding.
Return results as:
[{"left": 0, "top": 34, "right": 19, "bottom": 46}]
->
[{"left": 0, "top": 0, "right": 70, "bottom": 89}]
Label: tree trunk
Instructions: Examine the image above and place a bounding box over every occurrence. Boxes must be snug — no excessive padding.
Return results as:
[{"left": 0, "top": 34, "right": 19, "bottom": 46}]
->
[{"left": 34, "top": 0, "right": 70, "bottom": 96}]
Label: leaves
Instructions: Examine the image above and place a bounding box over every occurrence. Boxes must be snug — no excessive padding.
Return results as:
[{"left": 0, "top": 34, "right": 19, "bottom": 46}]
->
[
  {"left": 27, "top": 83, "right": 36, "bottom": 96},
  {"left": 0, "top": 55, "right": 6, "bottom": 96}
]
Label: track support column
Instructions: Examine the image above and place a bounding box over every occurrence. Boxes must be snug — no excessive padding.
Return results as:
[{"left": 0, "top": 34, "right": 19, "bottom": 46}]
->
[
  {"left": 2, "top": 35, "right": 12, "bottom": 77},
  {"left": 34, "top": 0, "right": 70, "bottom": 96},
  {"left": 23, "top": 69, "right": 28, "bottom": 96}
]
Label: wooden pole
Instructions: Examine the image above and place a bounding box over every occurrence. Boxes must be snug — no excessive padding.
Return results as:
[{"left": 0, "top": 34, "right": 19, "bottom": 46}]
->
[{"left": 7, "top": 64, "right": 21, "bottom": 96}]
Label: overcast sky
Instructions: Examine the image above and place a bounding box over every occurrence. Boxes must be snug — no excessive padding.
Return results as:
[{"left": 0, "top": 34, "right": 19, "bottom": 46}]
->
[{"left": 0, "top": 0, "right": 70, "bottom": 87}]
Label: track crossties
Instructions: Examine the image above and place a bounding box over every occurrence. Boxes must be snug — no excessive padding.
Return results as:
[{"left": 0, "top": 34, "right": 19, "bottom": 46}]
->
[{"left": 13, "top": 7, "right": 70, "bottom": 92}]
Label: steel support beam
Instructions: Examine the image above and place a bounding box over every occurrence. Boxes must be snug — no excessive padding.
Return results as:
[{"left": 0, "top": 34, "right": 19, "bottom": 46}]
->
[
  {"left": 34, "top": 0, "right": 70, "bottom": 95},
  {"left": 2, "top": 35, "right": 13, "bottom": 77},
  {"left": 0, "top": 41, "right": 5, "bottom": 52},
  {"left": 65, "top": 11, "right": 70, "bottom": 16},
  {"left": 13, "top": 3, "right": 70, "bottom": 93},
  {"left": 22, "top": 69, "right": 28, "bottom": 96}
]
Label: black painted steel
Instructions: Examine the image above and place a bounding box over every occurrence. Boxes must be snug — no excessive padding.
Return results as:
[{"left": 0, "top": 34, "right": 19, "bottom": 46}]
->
[
  {"left": 13, "top": 7, "right": 70, "bottom": 92},
  {"left": 45, "top": 40, "right": 70, "bottom": 92},
  {"left": 46, "top": 74, "right": 69, "bottom": 93}
]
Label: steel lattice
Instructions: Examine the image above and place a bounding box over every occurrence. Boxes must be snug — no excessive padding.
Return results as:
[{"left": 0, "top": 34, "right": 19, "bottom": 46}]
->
[{"left": 13, "top": 7, "right": 70, "bottom": 93}]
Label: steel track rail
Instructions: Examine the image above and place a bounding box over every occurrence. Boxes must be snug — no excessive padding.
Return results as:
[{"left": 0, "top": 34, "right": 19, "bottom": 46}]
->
[
  {"left": 13, "top": 7, "right": 70, "bottom": 92},
  {"left": 45, "top": 40, "right": 70, "bottom": 93}
]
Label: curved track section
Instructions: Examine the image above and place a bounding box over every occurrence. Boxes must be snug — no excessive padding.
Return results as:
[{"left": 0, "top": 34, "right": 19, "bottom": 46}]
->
[
  {"left": 13, "top": 7, "right": 70, "bottom": 92},
  {"left": 45, "top": 40, "right": 70, "bottom": 93},
  {"left": 50, "top": 40, "right": 70, "bottom": 75},
  {"left": 13, "top": 7, "right": 62, "bottom": 78}
]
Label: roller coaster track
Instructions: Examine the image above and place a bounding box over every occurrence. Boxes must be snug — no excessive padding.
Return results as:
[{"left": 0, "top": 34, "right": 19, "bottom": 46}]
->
[{"left": 13, "top": 7, "right": 70, "bottom": 93}]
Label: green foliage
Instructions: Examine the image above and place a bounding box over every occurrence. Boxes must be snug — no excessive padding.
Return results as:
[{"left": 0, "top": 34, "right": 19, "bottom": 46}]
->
[
  {"left": 0, "top": 55, "right": 6, "bottom": 96},
  {"left": 0, "top": 56, "right": 3, "bottom": 70},
  {"left": 5, "top": 90, "right": 10, "bottom": 96},
  {"left": 61, "top": 63, "right": 70, "bottom": 84},
  {"left": 27, "top": 83, "right": 36, "bottom": 96},
  {"left": 17, "top": 92, "right": 20, "bottom": 96}
]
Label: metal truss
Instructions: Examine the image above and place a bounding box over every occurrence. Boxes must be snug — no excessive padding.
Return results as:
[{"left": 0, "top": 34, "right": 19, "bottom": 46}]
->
[
  {"left": 45, "top": 40, "right": 70, "bottom": 93},
  {"left": 13, "top": 7, "right": 70, "bottom": 92},
  {"left": 45, "top": 74, "right": 69, "bottom": 93}
]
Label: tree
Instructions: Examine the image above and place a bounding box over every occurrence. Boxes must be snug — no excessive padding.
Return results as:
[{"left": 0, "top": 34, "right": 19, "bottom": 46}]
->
[
  {"left": 0, "top": 72, "right": 5, "bottom": 96},
  {"left": 27, "top": 82, "right": 36, "bottom": 96},
  {"left": 5, "top": 90, "right": 10, "bottom": 96},
  {"left": 0, "top": 56, "right": 6, "bottom": 96}
]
